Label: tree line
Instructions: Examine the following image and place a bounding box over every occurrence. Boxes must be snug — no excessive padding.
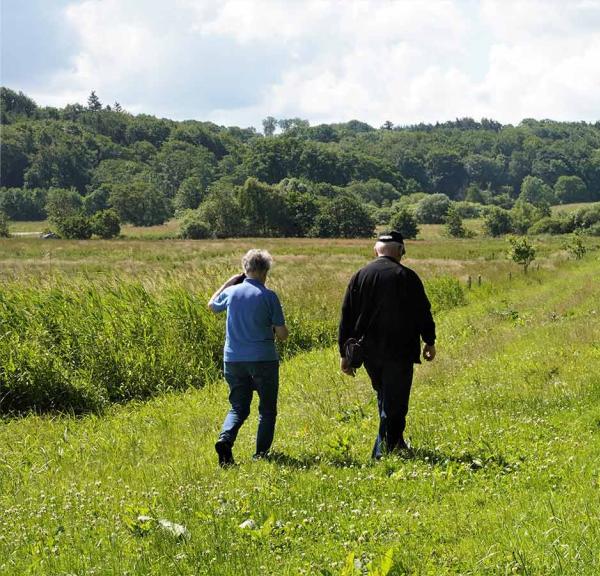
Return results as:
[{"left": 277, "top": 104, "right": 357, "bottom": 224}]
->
[{"left": 1, "top": 87, "right": 600, "bottom": 239}]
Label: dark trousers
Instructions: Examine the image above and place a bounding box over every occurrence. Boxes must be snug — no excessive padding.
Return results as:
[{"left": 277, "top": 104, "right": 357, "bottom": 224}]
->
[
  {"left": 218, "top": 361, "right": 279, "bottom": 455},
  {"left": 364, "top": 357, "right": 414, "bottom": 459}
]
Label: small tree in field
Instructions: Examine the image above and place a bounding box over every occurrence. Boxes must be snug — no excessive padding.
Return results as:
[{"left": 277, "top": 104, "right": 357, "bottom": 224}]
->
[
  {"left": 508, "top": 236, "right": 536, "bottom": 274},
  {"left": 565, "top": 230, "right": 587, "bottom": 260},
  {"left": 389, "top": 207, "right": 419, "bottom": 239},
  {"left": 444, "top": 205, "right": 467, "bottom": 238}
]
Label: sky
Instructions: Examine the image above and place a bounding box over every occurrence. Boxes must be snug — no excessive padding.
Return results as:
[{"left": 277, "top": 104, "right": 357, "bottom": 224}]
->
[{"left": 1, "top": 0, "right": 600, "bottom": 129}]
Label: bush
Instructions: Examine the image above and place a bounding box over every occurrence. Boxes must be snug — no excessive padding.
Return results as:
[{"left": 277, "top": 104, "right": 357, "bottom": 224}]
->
[
  {"left": 554, "top": 175, "right": 590, "bottom": 204},
  {"left": 483, "top": 206, "right": 513, "bottom": 236},
  {"left": 425, "top": 276, "right": 466, "bottom": 313},
  {"left": 46, "top": 188, "right": 83, "bottom": 223},
  {"left": 0, "top": 187, "right": 47, "bottom": 220},
  {"left": 312, "top": 194, "right": 375, "bottom": 238},
  {"left": 444, "top": 205, "right": 468, "bottom": 238},
  {"left": 0, "top": 211, "right": 10, "bottom": 237},
  {"left": 54, "top": 213, "right": 93, "bottom": 239},
  {"left": 179, "top": 211, "right": 212, "bottom": 239},
  {"left": 388, "top": 207, "right": 419, "bottom": 239},
  {"left": 585, "top": 222, "right": 600, "bottom": 236},
  {"left": 91, "top": 209, "right": 121, "bottom": 239},
  {"left": 453, "top": 201, "right": 483, "bottom": 219},
  {"left": 572, "top": 203, "right": 600, "bottom": 229},
  {"left": 507, "top": 236, "right": 536, "bottom": 273},
  {"left": 414, "top": 193, "right": 451, "bottom": 224},
  {"left": 528, "top": 216, "right": 574, "bottom": 235}
]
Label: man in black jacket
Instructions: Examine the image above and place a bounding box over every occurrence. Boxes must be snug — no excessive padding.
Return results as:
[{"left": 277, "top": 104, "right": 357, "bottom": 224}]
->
[{"left": 339, "top": 231, "right": 436, "bottom": 459}]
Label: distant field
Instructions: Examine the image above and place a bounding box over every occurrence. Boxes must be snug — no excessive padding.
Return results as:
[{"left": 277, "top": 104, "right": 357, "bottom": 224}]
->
[{"left": 1, "top": 234, "right": 599, "bottom": 574}]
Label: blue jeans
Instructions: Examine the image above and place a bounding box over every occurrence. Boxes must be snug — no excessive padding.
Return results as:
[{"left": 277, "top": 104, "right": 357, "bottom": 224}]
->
[{"left": 218, "top": 361, "right": 279, "bottom": 455}]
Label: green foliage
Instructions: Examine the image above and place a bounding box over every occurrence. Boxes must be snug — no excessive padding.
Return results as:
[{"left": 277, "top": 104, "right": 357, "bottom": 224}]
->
[
  {"left": 452, "top": 200, "right": 483, "bottom": 218},
  {"left": 108, "top": 180, "right": 171, "bottom": 226},
  {"left": 484, "top": 206, "right": 513, "bottom": 236},
  {"left": 564, "top": 230, "right": 587, "bottom": 260},
  {"left": 173, "top": 175, "right": 205, "bottom": 212},
  {"left": 414, "top": 193, "right": 451, "bottom": 224},
  {"left": 0, "top": 211, "right": 9, "bottom": 237},
  {"left": 312, "top": 194, "right": 375, "bottom": 238},
  {"left": 554, "top": 175, "right": 589, "bottom": 204},
  {"left": 388, "top": 207, "right": 419, "bottom": 239},
  {"left": 0, "top": 187, "right": 47, "bottom": 220},
  {"left": 90, "top": 209, "right": 120, "bottom": 239},
  {"left": 179, "top": 211, "right": 212, "bottom": 239},
  {"left": 444, "top": 205, "right": 467, "bottom": 238},
  {"left": 54, "top": 213, "right": 93, "bottom": 239},
  {"left": 507, "top": 235, "right": 536, "bottom": 273},
  {"left": 519, "top": 175, "right": 555, "bottom": 207},
  {"left": 198, "top": 187, "right": 245, "bottom": 238},
  {"left": 424, "top": 276, "right": 466, "bottom": 312},
  {"left": 46, "top": 187, "right": 83, "bottom": 222},
  {"left": 510, "top": 200, "right": 550, "bottom": 234}
]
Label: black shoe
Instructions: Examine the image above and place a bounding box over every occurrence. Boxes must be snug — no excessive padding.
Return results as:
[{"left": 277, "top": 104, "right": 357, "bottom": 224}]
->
[
  {"left": 215, "top": 440, "right": 234, "bottom": 467},
  {"left": 252, "top": 452, "right": 269, "bottom": 461}
]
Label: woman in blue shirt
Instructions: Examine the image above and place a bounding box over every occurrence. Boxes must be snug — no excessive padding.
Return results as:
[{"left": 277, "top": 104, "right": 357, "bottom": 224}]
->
[{"left": 208, "top": 249, "right": 288, "bottom": 466}]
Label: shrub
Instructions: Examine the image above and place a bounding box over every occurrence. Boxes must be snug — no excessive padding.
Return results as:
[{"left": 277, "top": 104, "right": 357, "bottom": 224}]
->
[
  {"left": 444, "top": 205, "right": 467, "bottom": 238},
  {"left": 388, "top": 207, "right": 419, "bottom": 239},
  {"left": 425, "top": 276, "right": 466, "bottom": 313},
  {"left": 483, "top": 206, "right": 513, "bottom": 236},
  {"left": 508, "top": 236, "right": 536, "bottom": 273},
  {"left": 528, "top": 216, "right": 574, "bottom": 235},
  {"left": 179, "top": 211, "right": 212, "bottom": 239},
  {"left": 453, "top": 201, "right": 483, "bottom": 219},
  {"left": 554, "top": 175, "right": 590, "bottom": 204},
  {"left": 91, "top": 209, "right": 121, "bottom": 239},
  {"left": 414, "top": 193, "right": 451, "bottom": 224},
  {"left": 0, "top": 211, "right": 10, "bottom": 237},
  {"left": 54, "top": 213, "right": 93, "bottom": 239},
  {"left": 572, "top": 203, "right": 600, "bottom": 229},
  {"left": 312, "top": 194, "right": 375, "bottom": 238}
]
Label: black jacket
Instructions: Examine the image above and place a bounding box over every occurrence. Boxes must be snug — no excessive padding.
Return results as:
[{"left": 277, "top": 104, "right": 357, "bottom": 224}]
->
[{"left": 338, "top": 256, "right": 436, "bottom": 364}]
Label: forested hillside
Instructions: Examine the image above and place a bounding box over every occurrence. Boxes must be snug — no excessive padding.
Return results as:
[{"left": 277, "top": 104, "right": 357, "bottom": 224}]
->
[{"left": 2, "top": 87, "right": 600, "bottom": 238}]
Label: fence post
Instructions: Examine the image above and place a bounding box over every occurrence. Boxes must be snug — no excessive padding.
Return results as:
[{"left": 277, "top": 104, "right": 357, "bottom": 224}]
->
[
  {"left": 509, "top": 271, "right": 512, "bottom": 282},
  {"left": 467, "top": 275, "right": 472, "bottom": 290},
  {"left": 478, "top": 275, "right": 482, "bottom": 287}
]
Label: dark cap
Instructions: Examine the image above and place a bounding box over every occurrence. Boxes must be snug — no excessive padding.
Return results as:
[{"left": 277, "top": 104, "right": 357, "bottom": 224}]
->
[{"left": 377, "top": 231, "right": 404, "bottom": 243}]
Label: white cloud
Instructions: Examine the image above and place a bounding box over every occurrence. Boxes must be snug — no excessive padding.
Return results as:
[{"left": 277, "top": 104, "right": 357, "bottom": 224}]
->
[{"left": 17, "top": 0, "right": 600, "bottom": 127}]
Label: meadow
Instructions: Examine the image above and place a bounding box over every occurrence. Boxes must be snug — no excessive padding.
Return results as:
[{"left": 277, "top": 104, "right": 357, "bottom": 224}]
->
[{"left": 0, "top": 229, "right": 599, "bottom": 574}]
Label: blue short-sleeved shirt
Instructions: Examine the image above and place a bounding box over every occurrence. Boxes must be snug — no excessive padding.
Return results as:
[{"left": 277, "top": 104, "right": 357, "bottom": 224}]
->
[{"left": 210, "top": 278, "right": 285, "bottom": 362}]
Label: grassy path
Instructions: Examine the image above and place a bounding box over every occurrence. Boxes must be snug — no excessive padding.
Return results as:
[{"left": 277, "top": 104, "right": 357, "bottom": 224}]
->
[{"left": 1, "top": 258, "right": 599, "bottom": 574}]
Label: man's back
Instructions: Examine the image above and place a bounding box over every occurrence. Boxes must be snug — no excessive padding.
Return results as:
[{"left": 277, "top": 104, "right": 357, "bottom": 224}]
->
[{"left": 338, "top": 256, "right": 435, "bottom": 363}]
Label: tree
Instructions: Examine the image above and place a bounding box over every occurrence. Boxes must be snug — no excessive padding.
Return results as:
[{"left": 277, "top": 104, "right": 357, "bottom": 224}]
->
[
  {"left": 46, "top": 188, "right": 83, "bottom": 223},
  {"left": 0, "top": 188, "right": 47, "bottom": 220},
  {"left": 237, "top": 177, "right": 288, "bottom": 236},
  {"left": 519, "top": 175, "right": 554, "bottom": 206},
  {"left": 179, "top": 210, "right": 212, "bottom": 239},
  {"left": 388, "top": 207, "right": 419, "bottom": 239},
  {"left": 262, "top": 116, "right": 277, "bottom": 137},
  {"left": 554, "top": 175, "right": 589, "bottom": 204},
  {"left": 54, "top": 213, "right": 93, "bottom": 239},
  {"left": 91, "top": 209, "right": 121, "bottom": 238},
  {"left": 510, "top": 200, "right": 549, "bottom": 234},
  {"left": 444, "top": 205, "right": 467, "bottom": 238},
  {"left": 483, "top": 206, "right": 513, "bottom": 236},
  {"left": 414, "top": 193, "right": 451, "bottom": 224},
  {"left": 564, "top": 230, "right": 587, "bottom": 260},
  {"left": 198, "top": 188, "right": 245, "bottom": 238},
  {"left": 108, "top": 180, "right": 171, "bottom": 226},
  {"left": 381, "top": 120, "right": 394, "bottom": 130},
  {"left": 0, "top": 211, "right": 9, "bottom": 237},
  {"left": 346, "top": 179, "right": 400, "bottom": 206},
  {"left": 312, "top": 194, "right": 375, "bottom": 238},
  {"left": 173, "top": 176, "right": 205, "bottom": 212},
  {"left": 426, "top": 149, "right": 467, "bottom": 198},
  {"left": 87, "top": 91, "right": 102, "bottom": 112},
  {"left": 507, "top": 236, "right": 536, "bottom": 273}
]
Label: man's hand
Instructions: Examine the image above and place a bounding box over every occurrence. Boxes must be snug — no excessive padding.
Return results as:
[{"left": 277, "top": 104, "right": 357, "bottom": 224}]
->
[
  {"left": 423, "top": 343, "right": 436, "bottom": 362},
  {"left": 340, "top": 357, "right": 356, "bottom": 376},
  {"left": 225, "top": 273, "right": 245, "bottom": 287}
]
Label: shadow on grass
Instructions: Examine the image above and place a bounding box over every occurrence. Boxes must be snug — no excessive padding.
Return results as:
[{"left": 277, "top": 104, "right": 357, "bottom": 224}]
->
[{"left": 263, "top": 451, "right": 364, "bottom": 469}]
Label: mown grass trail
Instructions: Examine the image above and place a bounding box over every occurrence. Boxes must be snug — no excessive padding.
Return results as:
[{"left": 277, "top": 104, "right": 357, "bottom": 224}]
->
[{"left": 1, "top": 255, "right": 599, "bottom": 575}]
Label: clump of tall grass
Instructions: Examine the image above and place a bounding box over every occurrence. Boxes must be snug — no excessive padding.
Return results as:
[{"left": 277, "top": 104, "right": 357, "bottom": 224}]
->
[{"left": 0, "top": 276, "right": 338, "bottom": 414}]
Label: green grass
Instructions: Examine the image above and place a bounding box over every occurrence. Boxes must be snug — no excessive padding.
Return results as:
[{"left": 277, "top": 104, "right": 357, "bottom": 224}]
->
[{"left": 1, "top": 236, "right": 599, "bottom": 574}]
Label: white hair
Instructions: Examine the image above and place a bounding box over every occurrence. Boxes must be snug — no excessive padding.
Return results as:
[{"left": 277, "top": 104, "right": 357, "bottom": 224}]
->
[{"left": 242, "top": 249, "right": 273, "bottom": 274}]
